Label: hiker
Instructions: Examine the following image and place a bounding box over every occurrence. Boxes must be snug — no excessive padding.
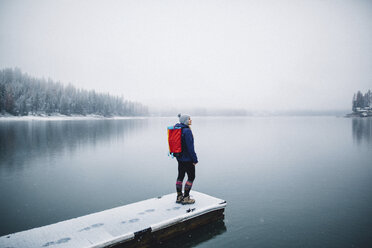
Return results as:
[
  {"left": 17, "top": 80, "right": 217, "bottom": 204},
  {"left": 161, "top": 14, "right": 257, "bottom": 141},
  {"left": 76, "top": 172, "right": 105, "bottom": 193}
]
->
[{"left": 175, "top": 114, "right": 198, "bottom": 204}]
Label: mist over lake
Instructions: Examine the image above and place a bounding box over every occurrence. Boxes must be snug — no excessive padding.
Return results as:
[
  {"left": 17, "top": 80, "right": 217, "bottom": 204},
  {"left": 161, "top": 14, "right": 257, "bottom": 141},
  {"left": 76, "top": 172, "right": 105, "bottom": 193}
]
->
[
  {"left": 1, "top": 0, "right": 372, "bottom": 246},
  {"left": 1, "top": 116, "right": 371, "bottom": 247}
]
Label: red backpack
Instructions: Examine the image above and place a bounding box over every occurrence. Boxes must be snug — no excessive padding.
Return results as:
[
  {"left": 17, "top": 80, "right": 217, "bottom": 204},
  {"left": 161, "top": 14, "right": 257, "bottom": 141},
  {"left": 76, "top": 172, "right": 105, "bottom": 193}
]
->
[{"left": 167, "top": 125, "right": 183, "bottom": 158}]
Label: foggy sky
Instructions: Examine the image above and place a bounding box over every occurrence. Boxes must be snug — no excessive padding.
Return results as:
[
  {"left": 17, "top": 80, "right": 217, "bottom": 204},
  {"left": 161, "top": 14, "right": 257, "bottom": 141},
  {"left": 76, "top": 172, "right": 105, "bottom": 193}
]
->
[{"left": 0, "top": 0, "right": 371, "bottom": 111}]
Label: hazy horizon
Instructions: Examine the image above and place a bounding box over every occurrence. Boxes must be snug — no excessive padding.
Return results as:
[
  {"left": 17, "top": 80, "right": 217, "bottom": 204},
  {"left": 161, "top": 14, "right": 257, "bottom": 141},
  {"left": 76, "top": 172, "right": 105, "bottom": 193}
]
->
[{"left": 1, "top": 0, "right": 371, "bottom": 112}]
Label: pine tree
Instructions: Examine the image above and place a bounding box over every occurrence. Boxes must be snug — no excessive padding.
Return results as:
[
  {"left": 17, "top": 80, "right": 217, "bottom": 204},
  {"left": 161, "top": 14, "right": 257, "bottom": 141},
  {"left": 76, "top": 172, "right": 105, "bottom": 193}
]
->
[
  {"left": 0, "top": 84, "right": 5, "bottom": 114},
  {"left": 356, "top": 91, "right": 364, "bottom": 108}
]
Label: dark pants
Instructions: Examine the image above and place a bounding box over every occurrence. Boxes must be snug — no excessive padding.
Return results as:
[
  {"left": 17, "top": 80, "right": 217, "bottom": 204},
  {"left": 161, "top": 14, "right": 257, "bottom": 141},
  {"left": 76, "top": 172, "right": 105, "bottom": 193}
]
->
[
  {"left": 176, "top": 161, "right": 195, "bottom": 197},
  {"left": 177, "top": 161, "right": 195, "bottom": 182}
]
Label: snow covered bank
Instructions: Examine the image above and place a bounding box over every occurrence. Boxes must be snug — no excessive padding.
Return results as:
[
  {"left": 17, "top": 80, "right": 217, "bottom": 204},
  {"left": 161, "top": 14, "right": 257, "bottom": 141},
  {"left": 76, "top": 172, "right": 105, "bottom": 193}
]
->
[{"left": 0, "top": 114, "right": 148, "bottom": 121}]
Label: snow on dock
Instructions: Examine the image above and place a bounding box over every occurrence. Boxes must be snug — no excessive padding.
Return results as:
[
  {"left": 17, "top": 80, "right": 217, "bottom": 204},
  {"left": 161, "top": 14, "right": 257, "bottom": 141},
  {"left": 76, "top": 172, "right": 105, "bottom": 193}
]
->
[{"left": 0, "top": 191, "right": 226, "bottom": 248}]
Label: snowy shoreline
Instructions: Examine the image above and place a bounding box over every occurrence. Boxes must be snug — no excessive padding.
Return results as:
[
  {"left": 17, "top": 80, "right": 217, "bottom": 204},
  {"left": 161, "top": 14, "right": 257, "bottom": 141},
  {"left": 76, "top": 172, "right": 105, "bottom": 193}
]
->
[{"left": 0, "top": 114, "right": 148, "bottom": 121}]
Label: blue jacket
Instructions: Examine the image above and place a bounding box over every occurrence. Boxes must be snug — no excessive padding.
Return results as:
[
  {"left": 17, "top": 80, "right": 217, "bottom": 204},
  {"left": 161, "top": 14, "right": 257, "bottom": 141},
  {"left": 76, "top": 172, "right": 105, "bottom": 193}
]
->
[{"left": 175, "top": 123, "right": 198, "bottom": 163}]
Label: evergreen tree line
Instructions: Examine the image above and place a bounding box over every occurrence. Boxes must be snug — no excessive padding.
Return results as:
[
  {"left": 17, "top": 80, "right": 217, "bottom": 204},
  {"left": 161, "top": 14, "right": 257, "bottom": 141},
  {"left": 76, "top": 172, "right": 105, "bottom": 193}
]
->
[
  {"left": 0, "top": 68, "right": 148, "bottom": 116},
  {"left": 352, "top": 90, "right": 372, "bottom": 111}
]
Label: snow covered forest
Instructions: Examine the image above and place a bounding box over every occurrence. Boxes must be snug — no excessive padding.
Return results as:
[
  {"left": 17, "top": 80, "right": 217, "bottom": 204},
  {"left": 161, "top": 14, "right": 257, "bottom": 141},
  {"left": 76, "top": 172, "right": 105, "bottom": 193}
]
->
[
  {"left": 352, "top": 90, "right": 372, "bottom": 111},
  {"left": 0, "top": 68, "right": 148, "bottom": 116}
]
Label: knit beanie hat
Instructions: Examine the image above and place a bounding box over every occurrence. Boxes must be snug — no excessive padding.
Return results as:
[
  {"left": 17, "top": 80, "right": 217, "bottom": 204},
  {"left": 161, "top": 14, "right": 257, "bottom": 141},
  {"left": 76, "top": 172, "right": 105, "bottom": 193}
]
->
[{"left": 178, "top": 113, "right": 190, "bottom": 126}]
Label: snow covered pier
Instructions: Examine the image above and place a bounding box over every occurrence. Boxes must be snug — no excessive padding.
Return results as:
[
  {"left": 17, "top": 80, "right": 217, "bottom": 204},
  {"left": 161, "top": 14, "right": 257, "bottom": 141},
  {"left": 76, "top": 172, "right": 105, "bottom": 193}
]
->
[{"left": 0, "top": 191, "right": 226, "bottom": 248}]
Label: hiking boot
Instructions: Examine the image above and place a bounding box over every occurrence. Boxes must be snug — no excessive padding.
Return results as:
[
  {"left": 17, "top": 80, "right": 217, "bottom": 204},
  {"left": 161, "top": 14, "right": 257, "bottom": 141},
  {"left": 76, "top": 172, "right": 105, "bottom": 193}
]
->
[
  {"left": 181, "top": 195, "right": 195, "bottom": 205},
  {"left": 176, "top": 194, "right": 183, "bottom": 204}
]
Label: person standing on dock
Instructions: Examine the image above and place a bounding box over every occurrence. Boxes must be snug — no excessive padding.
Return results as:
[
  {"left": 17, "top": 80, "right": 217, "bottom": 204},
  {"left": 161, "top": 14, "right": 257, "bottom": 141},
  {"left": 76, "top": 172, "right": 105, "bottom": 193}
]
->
[{"left": 175, "top": 114, "right": 198, "bottom": 204}]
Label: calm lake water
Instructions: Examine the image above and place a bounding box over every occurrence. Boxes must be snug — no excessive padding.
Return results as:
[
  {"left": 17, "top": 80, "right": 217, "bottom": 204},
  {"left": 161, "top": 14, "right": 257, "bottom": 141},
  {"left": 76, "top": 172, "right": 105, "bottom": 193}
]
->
[{"left": 0, "top": 116, "right": 372, "bottom": 247}]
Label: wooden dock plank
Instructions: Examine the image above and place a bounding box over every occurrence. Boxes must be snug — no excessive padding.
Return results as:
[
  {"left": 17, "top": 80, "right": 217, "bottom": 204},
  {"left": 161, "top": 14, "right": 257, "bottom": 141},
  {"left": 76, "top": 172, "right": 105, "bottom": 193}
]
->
[{"left": 0, "top": 191, "right": 226, "bottom": 248}]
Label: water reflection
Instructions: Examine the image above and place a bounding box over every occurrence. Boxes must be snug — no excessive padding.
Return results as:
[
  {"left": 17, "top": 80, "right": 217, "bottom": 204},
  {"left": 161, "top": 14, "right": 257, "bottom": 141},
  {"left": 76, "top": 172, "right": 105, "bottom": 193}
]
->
[
  {"left": 0, "top": 119, "right": 147, "bottom": 170},
  {"left": 157, "top": 219, "right": 227, "bottom": 248},
  {"left": 352, "top": 118, "right": 372, "bottom": 144}
]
